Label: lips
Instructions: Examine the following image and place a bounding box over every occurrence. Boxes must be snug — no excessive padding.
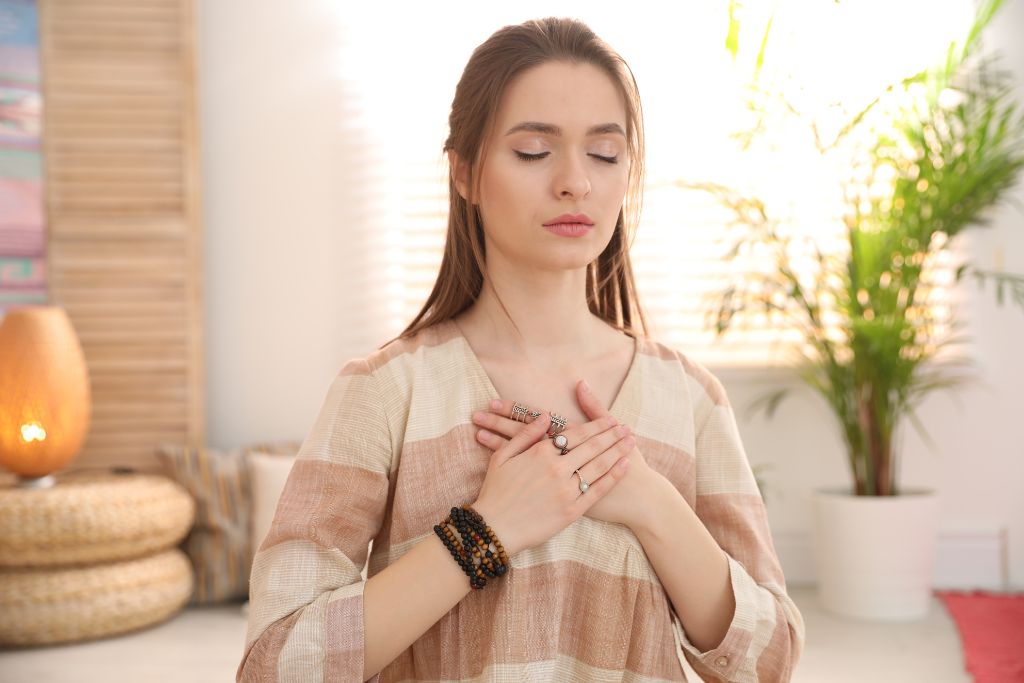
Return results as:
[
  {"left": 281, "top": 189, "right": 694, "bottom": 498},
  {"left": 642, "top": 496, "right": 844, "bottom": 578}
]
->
[
  {"left": 543, "top": 213, "right": 594, "bottom": 227},
  {"left": 543, "top": 222, "right": 593, "bottom": 237}
]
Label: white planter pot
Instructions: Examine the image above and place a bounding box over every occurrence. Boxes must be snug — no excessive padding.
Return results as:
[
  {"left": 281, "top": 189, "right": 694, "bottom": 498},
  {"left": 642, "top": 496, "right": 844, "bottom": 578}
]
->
[{"left": 812, "top": 489, "right": 938, "bottom": 621}]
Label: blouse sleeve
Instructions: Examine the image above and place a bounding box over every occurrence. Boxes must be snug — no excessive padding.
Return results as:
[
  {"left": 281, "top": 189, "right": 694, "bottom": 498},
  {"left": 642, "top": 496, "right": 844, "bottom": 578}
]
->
[
  {"left": 237, "top": 358, "right": 392, "bottom": 683},
  {"left": 669, "top": 367, "right": 806, "bottom": 683}
]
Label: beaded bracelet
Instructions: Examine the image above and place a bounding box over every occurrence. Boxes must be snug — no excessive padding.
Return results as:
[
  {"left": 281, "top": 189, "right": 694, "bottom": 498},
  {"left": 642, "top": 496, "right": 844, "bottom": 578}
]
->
[
  {"left": 433, "top": 504, "right": 509, "bottom": 589},
  {"left": 433, "top": 522, "right": 476, "bottom": 584},
  {"left": 442, "top": 506, "right": 498, "bottom": 588},
  {"left": 458, "top": 505, "right": 509, "bottom": 569},
  {"left": 434, "top": 518, "right": 487, "bottom": 588}
]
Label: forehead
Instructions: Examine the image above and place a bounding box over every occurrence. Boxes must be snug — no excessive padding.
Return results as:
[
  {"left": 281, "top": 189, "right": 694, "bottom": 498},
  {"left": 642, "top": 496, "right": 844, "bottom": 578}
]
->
[{"left": 494, "top": 61, "right": 627, "bottom": 132}]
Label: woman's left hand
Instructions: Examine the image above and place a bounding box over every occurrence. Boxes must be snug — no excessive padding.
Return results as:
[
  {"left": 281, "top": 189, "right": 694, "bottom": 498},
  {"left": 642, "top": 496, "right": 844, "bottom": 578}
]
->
[{"left": 471, "top": 381, "right": 659, "bottom": 531}]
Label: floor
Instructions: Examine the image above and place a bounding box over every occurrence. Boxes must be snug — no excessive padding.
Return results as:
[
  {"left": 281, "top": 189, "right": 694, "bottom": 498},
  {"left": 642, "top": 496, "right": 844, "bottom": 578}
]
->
[{"left": 0, "top": 586, "right": 971, "bottom": 682}]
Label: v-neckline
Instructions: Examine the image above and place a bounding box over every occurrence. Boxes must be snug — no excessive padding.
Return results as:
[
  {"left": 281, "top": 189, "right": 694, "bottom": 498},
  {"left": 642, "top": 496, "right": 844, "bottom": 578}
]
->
[{"left": 445, "top": 317, "right": 641, "bottom": 419}]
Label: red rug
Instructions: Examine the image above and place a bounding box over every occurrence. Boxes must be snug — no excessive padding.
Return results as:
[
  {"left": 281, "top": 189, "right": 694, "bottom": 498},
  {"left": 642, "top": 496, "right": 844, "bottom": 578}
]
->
[{"left": 937, "top": 590, "right": 1024, "bottom": 683}]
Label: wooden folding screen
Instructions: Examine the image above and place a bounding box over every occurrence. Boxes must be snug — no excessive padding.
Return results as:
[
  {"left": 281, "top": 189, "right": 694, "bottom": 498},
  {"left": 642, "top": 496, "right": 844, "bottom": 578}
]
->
[{"left": 40, "top": 0, "right": 203, "bottom": 472}]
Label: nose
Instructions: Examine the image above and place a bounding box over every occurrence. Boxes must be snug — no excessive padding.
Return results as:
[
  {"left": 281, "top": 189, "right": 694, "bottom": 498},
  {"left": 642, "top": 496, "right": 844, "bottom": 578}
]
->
[{"left": 553, "top": 152, "right": 591, "bottom": 199}]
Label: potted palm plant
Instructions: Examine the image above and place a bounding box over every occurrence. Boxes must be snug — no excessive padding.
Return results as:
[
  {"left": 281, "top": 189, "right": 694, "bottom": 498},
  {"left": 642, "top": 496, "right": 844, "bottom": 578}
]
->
[{"left": 691, "top": 0, "right": 1024, "bottom": 619}]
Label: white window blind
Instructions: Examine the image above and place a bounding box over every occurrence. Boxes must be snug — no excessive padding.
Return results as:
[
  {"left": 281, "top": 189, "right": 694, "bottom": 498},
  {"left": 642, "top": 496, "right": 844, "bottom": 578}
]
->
[{"left": 334, "top": 1, "right": 973, "bottom": 367}]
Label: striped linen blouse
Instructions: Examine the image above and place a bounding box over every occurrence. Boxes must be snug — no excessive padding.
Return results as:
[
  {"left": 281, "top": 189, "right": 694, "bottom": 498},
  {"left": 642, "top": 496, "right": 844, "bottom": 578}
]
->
[{"left": 237, "top": 319, "right": 804, "bottom": 682}]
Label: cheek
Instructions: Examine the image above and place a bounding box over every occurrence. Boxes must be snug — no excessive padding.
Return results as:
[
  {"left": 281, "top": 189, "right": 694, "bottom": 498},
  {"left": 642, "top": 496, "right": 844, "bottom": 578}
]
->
[
  {"left": 601, "top": 166, "right": 630, "bottom": 204},
  {"left": 482, "top": 161, "right": 535, "bottom": 205},
  {"left": 478, "top": 161, "right": 539, "bottom": 229}
]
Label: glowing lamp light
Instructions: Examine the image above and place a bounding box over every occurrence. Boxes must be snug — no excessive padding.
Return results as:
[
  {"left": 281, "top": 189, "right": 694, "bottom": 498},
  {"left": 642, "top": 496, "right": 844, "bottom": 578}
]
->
[
  {"left": 22, "top": 422, "right": 47, "bottom": 443},
  {"left": 0, "top": 306, "right": 91, "bottom": 488}
]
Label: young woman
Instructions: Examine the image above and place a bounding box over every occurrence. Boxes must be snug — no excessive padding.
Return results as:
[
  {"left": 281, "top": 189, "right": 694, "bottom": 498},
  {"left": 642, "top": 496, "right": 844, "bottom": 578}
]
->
[{"left": 239, "top": 17, "right": 804, "bottom": 683}]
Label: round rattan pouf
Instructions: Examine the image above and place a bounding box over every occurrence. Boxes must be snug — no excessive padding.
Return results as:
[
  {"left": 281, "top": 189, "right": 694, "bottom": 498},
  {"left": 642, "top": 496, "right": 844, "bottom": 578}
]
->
[
  {"left": 0, "top": 471, "right": 195, "bottom": 567},
  {"left": 0, "top": 548, "right": 194, "bottom": 646}
]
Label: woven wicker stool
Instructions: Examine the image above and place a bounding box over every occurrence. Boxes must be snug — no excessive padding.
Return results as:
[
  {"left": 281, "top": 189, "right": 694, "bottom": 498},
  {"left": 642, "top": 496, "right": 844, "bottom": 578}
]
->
[
  {"left": 0, "top": 470, "right": 197, "bottom": 646},
  {"left": 0, "top": 471, "right": 195, "bottom": 568},
  {"left": 0, "top": 549, "right": 194, "bottom": 646}
]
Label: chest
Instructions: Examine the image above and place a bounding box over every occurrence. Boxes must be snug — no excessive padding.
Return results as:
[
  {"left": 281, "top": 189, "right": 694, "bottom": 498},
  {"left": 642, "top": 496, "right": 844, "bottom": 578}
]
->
[{"left": 478, "top": 352, "right": 632, "bottom": 426}]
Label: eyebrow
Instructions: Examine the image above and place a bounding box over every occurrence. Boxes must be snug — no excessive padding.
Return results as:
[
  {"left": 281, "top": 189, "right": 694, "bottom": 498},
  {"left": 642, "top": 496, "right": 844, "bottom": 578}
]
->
[{"left": 504, "top": 121, "right": 626, "bottom": 137}]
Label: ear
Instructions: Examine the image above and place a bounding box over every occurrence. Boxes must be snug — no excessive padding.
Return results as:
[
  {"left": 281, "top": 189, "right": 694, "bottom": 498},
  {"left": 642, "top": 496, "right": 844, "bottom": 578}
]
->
[{"left": 448, "top": 149, "right": 471, "bottom": 202}]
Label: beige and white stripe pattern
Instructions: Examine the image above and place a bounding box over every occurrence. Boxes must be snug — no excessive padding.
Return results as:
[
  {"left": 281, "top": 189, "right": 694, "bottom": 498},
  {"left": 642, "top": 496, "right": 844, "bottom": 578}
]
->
[{"left": 238, "top": 320, "right": 804, "bottom": 682}]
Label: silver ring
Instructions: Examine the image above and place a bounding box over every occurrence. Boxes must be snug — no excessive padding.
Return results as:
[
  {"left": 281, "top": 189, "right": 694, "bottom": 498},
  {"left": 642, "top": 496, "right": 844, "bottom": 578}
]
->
[
  {"left": 574, "top": 469, "right": 590, "bottom": 493},
  {"left": 511, "top": 402, "right": 530, "bottom": 423},
  {"left": 547, "top": 414, "right": 567, "bottom": 436},
  {"left": 550, "top": 433, "right": 569, "bottom": 456}
]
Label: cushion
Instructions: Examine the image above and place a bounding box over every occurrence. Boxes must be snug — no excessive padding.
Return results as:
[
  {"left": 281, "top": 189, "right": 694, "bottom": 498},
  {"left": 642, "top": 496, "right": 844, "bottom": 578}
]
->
[
  {"left": 156, "top": 444, "right": 252, "bottom": 605},
  {"left": 0, "top": 471, "right": 194, "bottom": 568},
  {"left": 155, "top": 441, "right": 301, "bottom": 605},
  {"left": 247, "top": 449, "right": 297, "bottom": 557},
  {"left": 0, "top": 548, "right": 193, "bottom": 646}
]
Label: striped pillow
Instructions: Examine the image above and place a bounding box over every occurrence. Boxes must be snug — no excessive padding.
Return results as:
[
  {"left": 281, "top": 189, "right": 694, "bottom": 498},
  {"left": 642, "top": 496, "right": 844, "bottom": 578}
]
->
[
  {"left": 243, "top": 440, "right": 302, "bottom": 459},
  {"left": 156, "top": 444, "right": 252, "bottom": 605}
]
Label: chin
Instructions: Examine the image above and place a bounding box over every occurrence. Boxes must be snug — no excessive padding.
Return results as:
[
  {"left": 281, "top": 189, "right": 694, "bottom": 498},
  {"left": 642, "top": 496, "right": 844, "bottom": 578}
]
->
[{"left": 533, "top": 245, "right": 607, "bottom": 271}]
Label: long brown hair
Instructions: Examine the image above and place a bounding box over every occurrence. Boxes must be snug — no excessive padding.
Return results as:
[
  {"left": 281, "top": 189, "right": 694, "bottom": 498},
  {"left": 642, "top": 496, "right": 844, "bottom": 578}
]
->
[{"left": 390, "top": 17, "right": 648, "bottom": 346}]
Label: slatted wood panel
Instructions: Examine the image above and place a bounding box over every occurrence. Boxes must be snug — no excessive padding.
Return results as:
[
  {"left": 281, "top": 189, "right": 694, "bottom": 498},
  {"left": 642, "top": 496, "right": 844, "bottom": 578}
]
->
[{"left": 40, "top": 0, "right": 204, "bottom": 472}]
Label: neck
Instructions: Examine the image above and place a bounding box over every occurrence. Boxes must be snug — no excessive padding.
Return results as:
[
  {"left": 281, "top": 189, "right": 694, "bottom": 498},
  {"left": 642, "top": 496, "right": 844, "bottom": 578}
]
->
[{"left": 455, "top": 252, "right": 613, "bottom": 369}]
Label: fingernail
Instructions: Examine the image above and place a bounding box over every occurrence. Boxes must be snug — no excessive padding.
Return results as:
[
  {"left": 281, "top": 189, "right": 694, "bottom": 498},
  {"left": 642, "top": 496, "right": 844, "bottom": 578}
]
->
[
  {"left": 581, "top": 379, "right": 591, "bottom": 392},
  {"left": 490, "top": 400, "right": 502, "bottom": 410}
]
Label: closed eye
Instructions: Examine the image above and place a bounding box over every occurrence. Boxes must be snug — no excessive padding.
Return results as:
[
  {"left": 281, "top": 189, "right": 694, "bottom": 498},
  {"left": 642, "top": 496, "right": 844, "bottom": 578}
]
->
[
  {"left": 514, "top": 151, "right": 619, "bottom": 164},
  {"left": 515, "top": 151, "right": 549, "bottom": 162}
]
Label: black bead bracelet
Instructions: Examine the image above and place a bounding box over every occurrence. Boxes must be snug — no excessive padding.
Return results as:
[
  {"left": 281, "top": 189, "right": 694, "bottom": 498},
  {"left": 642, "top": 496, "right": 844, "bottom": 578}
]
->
[{"left": 434, "top": 505, "right": 510, "bottom": 589}]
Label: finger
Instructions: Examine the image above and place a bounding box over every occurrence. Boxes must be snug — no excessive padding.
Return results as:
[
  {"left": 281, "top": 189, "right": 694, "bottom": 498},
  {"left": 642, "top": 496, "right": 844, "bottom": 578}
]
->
[
  {"left": 571, "top": 453, "right": 631, "bottom": 515},
  {"left": 487, "top": 399, "right": 518, "bottom": 416},
  {"left": 562, "top": 421, "right": 630, "bottom": 472},
  {"left": 489, "top": 399, "right": 543, "bottom": 423},
  {"left": 495, "top": 411, "right": 550, "bottom": 464},
  {"left": 576, "top": 379, "right": 613, "bottom": 422},
  {"left": 536, "top": 414, "right": 618, "bottom": 460},
  {"left": 472, "top": 409, "right": 525, "bottom": 440},
  {"left": 575, "top": 432, "right": 635, "bottom": 490},
  {"left": 476, "top": 427, "right": 510, "bottom": 452}
]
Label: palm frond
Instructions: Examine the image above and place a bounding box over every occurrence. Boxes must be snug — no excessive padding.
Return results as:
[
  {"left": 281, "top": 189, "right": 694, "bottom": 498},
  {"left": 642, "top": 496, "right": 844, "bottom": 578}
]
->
[{"left": 688, "top": 0, "right": 1024, "bottom": 495}]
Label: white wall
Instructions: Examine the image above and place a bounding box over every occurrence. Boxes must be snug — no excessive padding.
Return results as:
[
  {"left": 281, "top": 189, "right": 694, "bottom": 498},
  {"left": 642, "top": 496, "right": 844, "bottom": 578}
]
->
[
  {"left": 199, "top": 2, "right": 394, "bottom": 449},
  {"left": 198, "top": 1, "right": 1024, "bottom": 588}
]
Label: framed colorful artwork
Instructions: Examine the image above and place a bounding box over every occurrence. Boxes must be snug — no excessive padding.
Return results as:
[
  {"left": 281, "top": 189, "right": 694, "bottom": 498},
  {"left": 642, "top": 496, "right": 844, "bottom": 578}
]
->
[{"left": 0, "top": 0, "right": 45, "bottom": 314}]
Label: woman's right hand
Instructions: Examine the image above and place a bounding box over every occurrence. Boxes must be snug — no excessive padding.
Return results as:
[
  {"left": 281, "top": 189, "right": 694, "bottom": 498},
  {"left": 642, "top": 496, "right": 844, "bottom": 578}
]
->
[{"left": 471, "top": 412, "right": 634, "bottom": 557}]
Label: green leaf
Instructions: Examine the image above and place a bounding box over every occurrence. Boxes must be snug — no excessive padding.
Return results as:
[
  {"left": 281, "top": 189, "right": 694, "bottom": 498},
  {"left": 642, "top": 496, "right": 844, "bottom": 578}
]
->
[
  {"left": 753, "top": 12, "right": 774, "bottom": 84},
  {"left": 746, "top": 387, "right": 793, "bottom": 421},
  {"left": 726, "top": 0, "right": 741, "bottom": 60}
]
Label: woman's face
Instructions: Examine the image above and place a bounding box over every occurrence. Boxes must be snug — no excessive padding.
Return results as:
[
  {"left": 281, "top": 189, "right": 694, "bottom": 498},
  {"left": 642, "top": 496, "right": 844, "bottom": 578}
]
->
[{"left": 466, "top": 60, "right": 630, "bottom": 272}]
